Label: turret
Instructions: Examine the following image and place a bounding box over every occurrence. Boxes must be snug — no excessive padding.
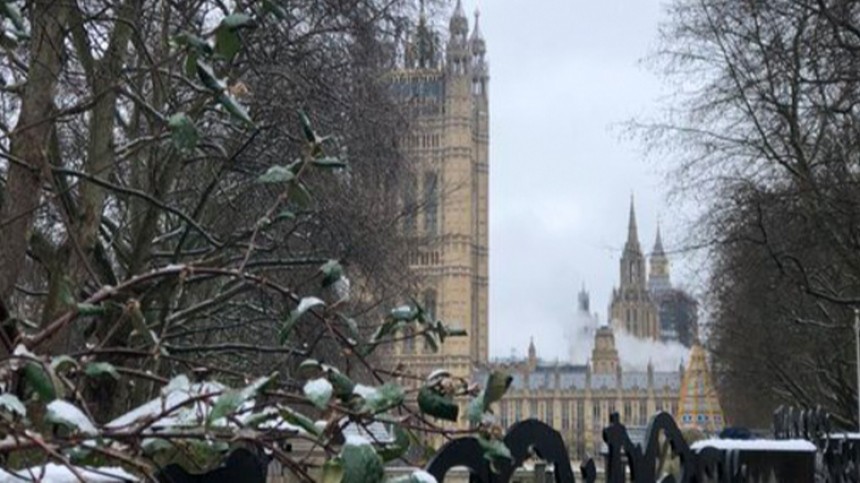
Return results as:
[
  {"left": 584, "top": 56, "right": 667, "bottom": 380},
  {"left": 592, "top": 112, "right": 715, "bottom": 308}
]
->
[
  {"left": 413, "top": 0, "right": 438, "bottom": 69},
  {"left": 446, "top": 0, "right": 469, "bottom": 75},
  {"left": 470, "top": 9, "right": 488, "bottom": 97},
  {"left": 620, "top": 195, "right": 646, "bottom": 288},
  {"left": 528, "top": 336, "right": 537, "bottom": 369},
  {"left": 649, "top": 223, "right": 671, "bottom": 295}
]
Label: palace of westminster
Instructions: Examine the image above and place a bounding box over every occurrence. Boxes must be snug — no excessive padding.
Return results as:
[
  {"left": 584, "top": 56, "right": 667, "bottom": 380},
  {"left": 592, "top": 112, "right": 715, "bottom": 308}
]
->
[{"left": 388, "top": 1, "right": 724, "bottom": 459}]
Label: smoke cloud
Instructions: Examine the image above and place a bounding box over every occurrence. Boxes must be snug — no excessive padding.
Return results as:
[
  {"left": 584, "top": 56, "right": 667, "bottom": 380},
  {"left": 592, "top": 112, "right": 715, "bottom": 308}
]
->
[{"left": 564, "top": 308, "right": 690, "bottom": 371}]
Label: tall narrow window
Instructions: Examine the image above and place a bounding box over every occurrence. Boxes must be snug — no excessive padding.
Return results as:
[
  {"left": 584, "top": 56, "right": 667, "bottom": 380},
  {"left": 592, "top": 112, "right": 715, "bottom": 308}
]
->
[
  {"left": 403, "top": 175, "right": 417, "bottom": 234},
  {"left": 423, "top": 171, "right": 438, "bottom": 235},
  {"left": 423, "top": 289, "right": 437, "bottom": 321}
]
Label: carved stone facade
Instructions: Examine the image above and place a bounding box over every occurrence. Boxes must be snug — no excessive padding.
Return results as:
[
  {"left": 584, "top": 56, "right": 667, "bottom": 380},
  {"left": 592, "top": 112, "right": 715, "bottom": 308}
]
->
[
  {"left": 609, "top": 198, "right": 660, "bottom": 340},
  {"left": 389, "top": 1, "right": 489, "bottom": 381}
]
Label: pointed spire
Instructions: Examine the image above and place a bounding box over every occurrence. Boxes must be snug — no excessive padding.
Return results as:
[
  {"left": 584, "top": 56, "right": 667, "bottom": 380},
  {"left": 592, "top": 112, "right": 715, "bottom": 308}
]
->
[
  {"left": 653, "top": 222, "right": 666, "bottom": 256},
  {"left": 471, "top": 8, "right": 483, "bottom": 40},
  {"left": 626, "top": 194, "right": 640, "bottom": 251},
  {"left": 454, "top": 0, "right": 465, "bottom": 19}
]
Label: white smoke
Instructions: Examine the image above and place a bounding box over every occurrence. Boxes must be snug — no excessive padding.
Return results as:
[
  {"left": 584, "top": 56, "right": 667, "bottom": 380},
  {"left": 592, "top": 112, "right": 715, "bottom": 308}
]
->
[
  {"left": 564, "top": 308, "right": 690, "bottom": 371},
  {"left": 613, "top": 327, "right": 689, "bottom": 371}
]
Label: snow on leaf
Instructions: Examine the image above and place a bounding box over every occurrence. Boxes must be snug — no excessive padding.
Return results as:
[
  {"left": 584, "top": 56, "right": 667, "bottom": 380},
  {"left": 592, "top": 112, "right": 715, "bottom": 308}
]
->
[
  {"left": 84, "top": 362, "right": 119, "bottom": 380},
  {"left": 425, "top": 369, "right": 450, "bottom": 382},
  {"left": 0, "top": 394, "right": 25, "bottom": 418},
  {"left": 46, "top": 400, "right": 98, "bottom": 435},
  {"left": 298, "top": 296, "right": 325, "bottom": 313},
  {"left": 13, "top": 344, "right": 36, "bottom": 359},
  {"left": 304, "top": 378, "right": 333, "bottom": 409},
  {"left": 163, "top": 375, "right": 191, "bottom": 395}
]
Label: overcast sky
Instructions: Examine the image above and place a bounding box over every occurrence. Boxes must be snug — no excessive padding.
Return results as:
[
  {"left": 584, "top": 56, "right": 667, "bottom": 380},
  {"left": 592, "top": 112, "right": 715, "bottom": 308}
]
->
[{"left": 453, "top": 1, "right": 693, "bottom": 362}]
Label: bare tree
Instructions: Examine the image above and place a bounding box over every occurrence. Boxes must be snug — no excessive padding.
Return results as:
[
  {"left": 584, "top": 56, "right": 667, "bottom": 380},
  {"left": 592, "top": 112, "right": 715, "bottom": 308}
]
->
[{"left": 646, "top": 0, "right": 860, "bottom": 427}]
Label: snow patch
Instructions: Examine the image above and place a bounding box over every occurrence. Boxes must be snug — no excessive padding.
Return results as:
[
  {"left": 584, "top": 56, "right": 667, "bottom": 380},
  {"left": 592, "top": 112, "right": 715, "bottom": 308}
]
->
[
  {"left": 691, "top": 439, "right": 816, "bottom": 452},
  {"left": 410, "top": 470, "right": 438, "bottom": 483},
  {"left": 344, "top": 433, "right": 371, "bottom": 446},
  {"left": 297, "top": 297, "right": 325, "bottom": 313},
  {"left": 107, "top": 378, "right": 227, "bottom": 430},
  {"left": 47, "top": 400, "right": 98, "bottom": 435},
  {"left": 353, "top": 384, "right": 376, "bottom": 398}
]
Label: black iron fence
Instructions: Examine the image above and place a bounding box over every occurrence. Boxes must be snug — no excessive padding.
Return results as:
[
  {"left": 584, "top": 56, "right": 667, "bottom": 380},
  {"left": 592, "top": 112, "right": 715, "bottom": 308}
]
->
[
  {"left": 155, "top": 407, "right": 860, "bottom": 482},
  {"left": 426, "top": 409, "right": 853, "bottom": 482}
]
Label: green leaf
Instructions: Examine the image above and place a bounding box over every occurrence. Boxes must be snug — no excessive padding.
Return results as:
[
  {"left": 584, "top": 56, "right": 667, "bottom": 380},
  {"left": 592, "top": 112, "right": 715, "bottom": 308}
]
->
[
  {"left": 328, "top": 369, "right": 355, "bottom": 399},
  {"left": 362, "top": 383, "right": 405, "bottom": 414},
  {"left": 258, "top": 165, "right": 295, "bottom": 184},
  {"left": 76, "top": 303, "right": 105, "bottom": 316},
  {"left": 46, "top": 400, "right": 98, "bottom": 435},
  {"left": 466, "top": 394, "right": 484, "bottom": 426},
  {"left": 208, "top": 390, "right": 243, "bottom": 424},
  {"left": 168, "top": 113, "right": 199, "bottom": 152},
  {"left": 185, "top": 51, "right": 198, "bottom": 78},
  {"left": 483, "top": 371, "right": 513, "bottom": 409},
  {"left": 280, "top": 406, "right": 321, "bottom": 437},
  {"left": 378, "top": 425, "right": 410, "bottom": 463},
  {"left": 390, "top": 305, "right": 417, "bottom": 321},
  {"left": 206, "top": 374, "right": 275, "bottom": 425},
  {"left": 297, "top": 359, "right": 323, "bottom": 379},
  {"left": 261, "top": 0, "right": 288, "bottom": 20},
  {"left": 217, "top": 93, "right": 254, "bottom": 127},
  {"left": 84, "top": 362, "right": 119, "bottom": 380},
  {"left": 195, "top": 60, "right": 224, "bottom": 92},
  {"left": 321, "top": 458, "right": 344, "bottom": 483},
  {"left": 279, "top": 296, "right": 324, "bottom": 344},
  {"left": 320, "top": 260, "right": 343, "bottom": 289},
  {"left": 417, "top": 386, "right": 458, "bottom": 422},
  {"left": 304, "top": 378, "right": 333, "bottom": 409},
  {"left": 0, "top": 394, "right": 26, "bottom": 418},
  {"left": 299, "top": 110, "right": 316, "bottom": 143},
  {"left": 288, "top": 180, "right": 314, "bottom": 208},
  {"left": 22, "top": 362, "right": 57, "bottom": 401},
  {"left": 50, "top": 355, "right": 78, "bottom": 373},
  {"left": 311, "top": 157, "right": 347, "bottom": 169},
  {"left": 220, "top": 13, "right": 254, "bottom": 29},
  {"left": 341, "top": 441, "right": 384, "bottom": 483},
  {"left": 214, "top": 27, "right": 241, "bottom": 60},
  {"left": 477, "top": 436, "right": 512, "bottom": 474},
  {"left": 342, "top": 317, "right": 360, "bottom": 342},
  {"left": 173, "top": 32, "right": 213, "bottom": 55},
  {"left": 0, "top": 2, "right": 26, "bottom": 36}
]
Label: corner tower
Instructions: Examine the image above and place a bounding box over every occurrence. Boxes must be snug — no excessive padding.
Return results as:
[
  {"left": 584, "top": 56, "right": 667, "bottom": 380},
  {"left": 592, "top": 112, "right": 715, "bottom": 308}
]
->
[
  {"left": 389, "top": 1, "right": 490, "bottom": 378},
  {"left": 609, "top": 196, "right": 659, "bottom": 339},
  {"left": 648, "top": 225, "right": 671, "bottom": 295}
]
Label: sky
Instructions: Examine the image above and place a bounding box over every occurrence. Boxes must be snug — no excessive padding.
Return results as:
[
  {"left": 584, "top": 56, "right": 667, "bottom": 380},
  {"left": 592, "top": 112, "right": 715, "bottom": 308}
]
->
[{"left": 450, "top": 1, "right": 698, "bottom": 363}]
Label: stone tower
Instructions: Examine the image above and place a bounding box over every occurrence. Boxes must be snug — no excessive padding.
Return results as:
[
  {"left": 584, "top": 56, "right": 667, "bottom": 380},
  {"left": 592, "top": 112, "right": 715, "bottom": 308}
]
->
[
  {"left": 390, "top": 1, "right": 490, "bottom": 379},
  {"left": 648, "top": 225, "right": 671, "bottom": 295},
  {"left": 590, "top": 325, "right": 620, "bottom": 374},
  {"left": 609, "top": 197, "right": 659, "bottom": 340}
]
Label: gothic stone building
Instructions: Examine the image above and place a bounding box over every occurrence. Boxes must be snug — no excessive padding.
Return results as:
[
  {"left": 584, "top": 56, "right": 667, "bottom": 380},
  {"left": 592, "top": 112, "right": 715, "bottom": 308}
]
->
[
  {"left": 389, "top": 0, "right": 490, "bottom": 381},
  {"left": 610, "top": 197, "right": 699, "bottom": 346},
  {"left": 478, "top": 328, "right": 683, "bottom": 460}
]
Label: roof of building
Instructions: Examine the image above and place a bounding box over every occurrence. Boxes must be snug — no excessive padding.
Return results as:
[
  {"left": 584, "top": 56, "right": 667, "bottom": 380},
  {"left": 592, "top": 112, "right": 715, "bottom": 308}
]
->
[{"left": 476, "top": 362, "right": 681, "bottom": 392}]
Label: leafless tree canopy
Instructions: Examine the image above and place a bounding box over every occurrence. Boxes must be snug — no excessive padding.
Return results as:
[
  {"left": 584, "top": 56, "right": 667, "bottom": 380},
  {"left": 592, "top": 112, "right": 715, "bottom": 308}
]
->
[{"left": 650, "top": 0, "right": 860, "bottom": 427}]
